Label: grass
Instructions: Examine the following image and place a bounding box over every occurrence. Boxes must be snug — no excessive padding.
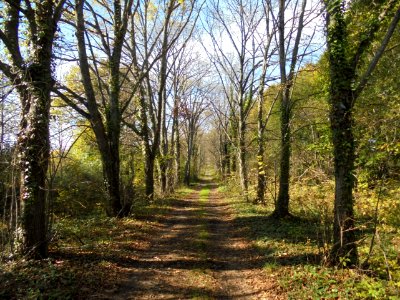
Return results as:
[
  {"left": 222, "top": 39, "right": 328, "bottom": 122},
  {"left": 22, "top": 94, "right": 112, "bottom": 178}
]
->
[
  {"left": 2, "top": 179, "right": 398, "bottom": 299},
  {"left": 226, "top": 179, "right": 400, "bottom": 299},
  {"left": 188, "top": 185, "right": 214, "bottom": 299}
]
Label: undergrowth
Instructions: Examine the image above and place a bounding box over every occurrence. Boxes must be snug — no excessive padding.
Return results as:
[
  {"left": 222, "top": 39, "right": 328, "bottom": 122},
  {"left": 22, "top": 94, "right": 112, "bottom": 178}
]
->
[
  {"left": 0, "top": 191, "right": 181, "bottom": 299},
  {"left": 224, "top": 179, "right": 400, "bottom": 299}
]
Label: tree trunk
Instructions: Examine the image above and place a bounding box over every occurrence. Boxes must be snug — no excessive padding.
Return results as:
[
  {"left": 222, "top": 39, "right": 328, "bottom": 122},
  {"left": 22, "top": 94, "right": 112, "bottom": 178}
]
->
[
  {"left": 106, "top": 53, "right": 125, "bottom": 217},
  {"left": 274, "top": 94, "right": 291, "bottom": 217},
  {"left": 230, "top": 116, "right": 237, "bottom": 174},
  {"left": 18, "top": 75, "right": 52, "bottom": 259},
  {"left": 273, "top": 0, "right": 306, "bottom": 218},
  {"left": 184, "top": 132, "right": 193, "bottom": 186},
  {"left": 144, "top": 145, "right": 155, "bottom": 199},
  {"left": 328, "top": 14, "right": 358, "bottom": 265},
  {"left": 326, "top": 6, "right": 358, "bottom": 264},
  {"left": 156, "top": 1, "right": 175, "bottom": 194},
  {"left": 226, "top": 142, "right": 231, "bottom": 177},
  {"left": 238, "top": 121, "right": 248, "bottom": 201},
  {"left": 255, "top": 59, "right": 268, "bottom": 204},
  {"left": 184, "top": 158, "right": 191, "bottom": 186},
  {"left": 256, "top": 142, "right": 266, "bottom": 204},
  {"left": 74, "top": 0, "right": 135, "bottom": 218},
  {"left": 231, "top": 148, "right": 237, "bottom": 173},
  {"left": 325, "top": 0, "right": 400, "bottom": 266},
  {"left": 0, "top": 0, "right": 67, "bottom": 259},
  {"left": 330, "top": 113, "right": 358, "bottom": 264},
  {"left": 174, "top": 129, "right": 181, "bottom": 186},
  {"left": 159, "top": 86, "right": 168, "bottom": 194},
  {"left": 102, "top": 144, "right": 127, "bottom": 217},
  {"left": 138, "top": 86, "right": 155, "bottom": 200},
  {"left": 328, "top": 73, "right": 358, "bottom": 265},
  {"left": 160, "top": 152, "right": 168, "bottom": 194},
  {"left": 220, "top": 134, "right": 228, "bottom": 180},
  {"left": 169, "top": 96, "right": 180, "bottom": 191}
]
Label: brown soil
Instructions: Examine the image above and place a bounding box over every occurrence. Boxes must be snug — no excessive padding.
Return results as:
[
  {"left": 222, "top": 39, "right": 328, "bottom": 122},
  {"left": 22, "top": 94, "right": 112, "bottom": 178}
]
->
[{"left": 96, "top": 182, "right": 284, "bottom": 299}]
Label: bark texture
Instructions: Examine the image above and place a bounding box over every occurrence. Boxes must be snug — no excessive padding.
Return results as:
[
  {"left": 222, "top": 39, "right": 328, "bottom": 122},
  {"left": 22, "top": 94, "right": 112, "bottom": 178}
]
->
[{"left": 0, "top": 0, "right": 66, "bottom": 258}]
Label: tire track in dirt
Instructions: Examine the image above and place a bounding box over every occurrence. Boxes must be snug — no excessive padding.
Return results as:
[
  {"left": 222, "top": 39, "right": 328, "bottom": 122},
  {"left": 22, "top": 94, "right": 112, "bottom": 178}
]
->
[
  {"left": 99, "top": 182, "right": 283, "bottom": 299},
  {"left": 205, "top": 187, "right": 283, "bottom": 299}
]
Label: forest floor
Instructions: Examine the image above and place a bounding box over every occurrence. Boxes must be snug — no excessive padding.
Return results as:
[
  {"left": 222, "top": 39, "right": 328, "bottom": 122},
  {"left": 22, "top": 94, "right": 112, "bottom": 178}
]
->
[
  {"left": 105, "top": 181, "right": 284, "bottom": 299},
  {"left": 1, "top": 178, "right": 399, "bottom": 299},
  {"left": 0, "top": 180, "right": 284, "bottom": 299}
]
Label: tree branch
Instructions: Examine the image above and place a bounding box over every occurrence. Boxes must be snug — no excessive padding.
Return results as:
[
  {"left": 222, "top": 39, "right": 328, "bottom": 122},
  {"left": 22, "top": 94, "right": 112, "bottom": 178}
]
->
[{"left": 354, "top": 6, "right": 400, "bottom": 100}]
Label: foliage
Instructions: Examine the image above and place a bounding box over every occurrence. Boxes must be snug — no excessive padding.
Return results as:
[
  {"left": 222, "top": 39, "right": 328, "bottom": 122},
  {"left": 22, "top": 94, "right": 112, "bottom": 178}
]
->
[
  {"left": 354, "top": 28, "right": 400, "bottom": 187},
  {"left": 228, "top": 178, "right": 400, "bottom": 298},
  {"left": 289, "top": 61, "right": 333, "bottom": 180},
  {"left": 51, "top": 129, "right": 106, "bottom": 216},
  {"left": 0, "top": 259, "right": 80, "bottom": 299}
]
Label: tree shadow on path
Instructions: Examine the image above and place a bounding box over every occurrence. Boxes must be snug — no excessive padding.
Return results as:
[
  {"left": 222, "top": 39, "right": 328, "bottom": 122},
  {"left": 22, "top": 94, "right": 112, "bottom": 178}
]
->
[{"left": 52, "top": 179, "right": 317, "bottom": 299}]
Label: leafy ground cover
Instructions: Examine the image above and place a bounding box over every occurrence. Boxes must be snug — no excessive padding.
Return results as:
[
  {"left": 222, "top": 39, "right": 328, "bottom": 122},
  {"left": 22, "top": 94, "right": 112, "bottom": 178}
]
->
[
  {"left": 0, "top": 193, "right": 180, "bottom": 299},
  {"left": 1, "top": 179, "right": 399, "bottom": 299},
  {"left": 0, "top": 181, "right": 281, "bottom": 299},
  {"left": 225, "top": 179, "right": 400, "bottom": 299}
]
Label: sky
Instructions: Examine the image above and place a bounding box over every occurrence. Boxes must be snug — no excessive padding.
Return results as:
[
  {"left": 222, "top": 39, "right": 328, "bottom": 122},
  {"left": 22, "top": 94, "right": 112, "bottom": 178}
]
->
[{"left": 0, "top": 0, "right": 329, "bottom": 150}]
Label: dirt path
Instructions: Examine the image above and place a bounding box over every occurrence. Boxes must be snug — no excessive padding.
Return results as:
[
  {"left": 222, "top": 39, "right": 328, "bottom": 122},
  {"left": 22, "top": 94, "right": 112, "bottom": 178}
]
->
[{"left": 100, "top": 182, "right": 283, "bottom": 299}]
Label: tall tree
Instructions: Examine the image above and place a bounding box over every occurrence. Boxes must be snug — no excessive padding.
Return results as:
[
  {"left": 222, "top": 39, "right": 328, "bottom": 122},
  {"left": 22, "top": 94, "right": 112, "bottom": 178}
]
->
[
  {"left": 179, "top": 64, "right": 210, "bottom": 185},
  {"left": 255, "top": 0, "right": 277, "bottom": 204},
  {"left": 205, "top": 0, "right": 268, "bottom": 201},
  {"left": 324, "top": 0, "right": 400, "bottom": 265},
  {"left": 209, "top": 87, "right": 235, "bottom": 180},
  {"left": 56, "top": 0, "right": 135, "bottom": 217},
  {"left": 168, "top": 44, "right": 203, "bottom": 189},
  {"left": 272, "top": 0, "right": 320, "bottom": 217},
  {"left": 125, "top": 0, "right": 198, "bottom": 198},
  {"left": 0, "top": 0, "right": 66, "bottom": 258},
  {"left": 169, "top": 49, "right": 186, "bottom": 190}
]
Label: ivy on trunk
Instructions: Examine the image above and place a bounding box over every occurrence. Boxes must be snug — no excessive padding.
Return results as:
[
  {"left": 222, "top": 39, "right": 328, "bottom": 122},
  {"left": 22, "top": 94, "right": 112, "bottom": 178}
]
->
[
  {"left": 0, "top": 0, "right": 66, "bottom": 259},
  {"left": 325, "top": 0, "right": 400, "bottom": 266}
]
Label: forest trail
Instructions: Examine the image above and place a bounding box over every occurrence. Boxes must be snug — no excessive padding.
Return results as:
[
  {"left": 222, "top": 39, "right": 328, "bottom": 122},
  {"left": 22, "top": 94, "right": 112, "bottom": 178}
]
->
[{"left": 101, "top": 181, "right": 283, "bottom": 299}]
